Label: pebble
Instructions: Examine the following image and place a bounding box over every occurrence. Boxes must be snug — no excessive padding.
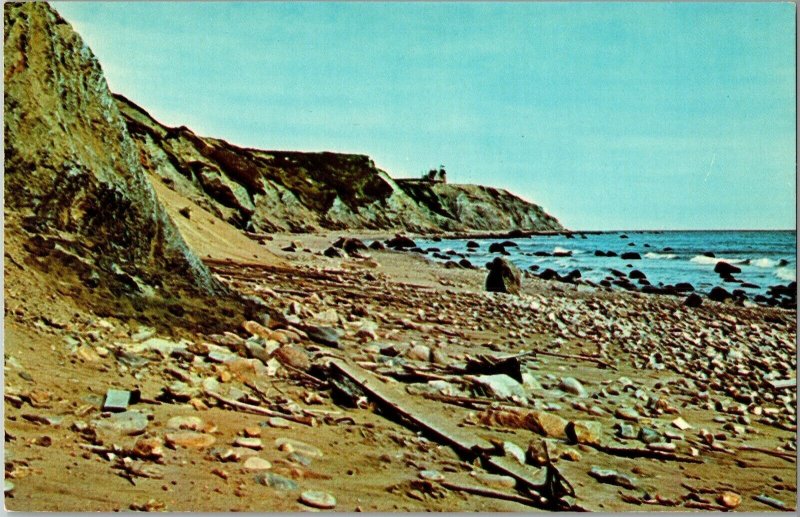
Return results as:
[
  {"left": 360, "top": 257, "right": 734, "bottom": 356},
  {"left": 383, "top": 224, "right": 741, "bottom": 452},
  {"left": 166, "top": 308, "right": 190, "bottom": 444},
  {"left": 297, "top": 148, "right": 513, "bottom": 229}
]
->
[
  {"left": 234, "top": 437, "right": 263, "bottom": 450},
  {"left": 165, "top": 431, "right": 216, "bottom": 448},
  {"left": 299, "top": 490, "right": 337, "bottom": 509},
  {"left": 243, "top": 426, "right": 261, "bottom": 438},
  {"left": 275, "top": 438, "right": 323, "bottom": 458},
  {"left": 671, "top": 417, "right": 692, "bottom": 430},
  {"left": 558, "top": 377, "right": 587, "bottom": 397},
  {"left": 243, "top": 457, "right": 272, "bottom": 470},
  {"left": 91, "top": 411, "right": 149, "bottom": 436},
  {"left": 166, "top": 416, "right": 204, "bottom": 431},
  {"left": 255, "top": 472, "right": 298, "bottom": 491}
]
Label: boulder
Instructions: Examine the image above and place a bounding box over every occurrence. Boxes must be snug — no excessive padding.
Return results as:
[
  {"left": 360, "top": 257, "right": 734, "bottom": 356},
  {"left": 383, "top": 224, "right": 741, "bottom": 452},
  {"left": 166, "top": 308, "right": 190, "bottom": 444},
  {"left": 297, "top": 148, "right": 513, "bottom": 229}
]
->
[
  {"left": 466, "top": 240, "right": 480, "bottom": 249},
  {"left": 675, "top": 282, "right": 695, "bottom": 292},
  {"left": 488, "top": 242, "right": 508, "bottom": 254},
  {"left": 684, "top": 293, "right": 703, "bottom": 308},
  {"left": 485, "top": 257, "right": 522, "bottom": 294},
  {"left": 708, "top": 287, "right": 732, "bottom": 302},
  {"left": 628, "top": 270, "right": 646, "bottom": 280},
  {"left": 323, "top": 246, "right": 343, "bottom": 258},
  {"left": 471, "top": 374, "right": 527, "bottom": 402},
  {"left": 368, "top": 240, "right": 385, "bottom": 250},
  {"left": 594, "top": 250, "right": 607, "bottom": 257},
  {"left": 714, "top": 261, "right": 741, "bottom": 275},
  {"left": 386, "top": 235, "right": 416, "bottom": 249},
  {"left": 620, "top": 252, "right": 641, "bottom": 260}
]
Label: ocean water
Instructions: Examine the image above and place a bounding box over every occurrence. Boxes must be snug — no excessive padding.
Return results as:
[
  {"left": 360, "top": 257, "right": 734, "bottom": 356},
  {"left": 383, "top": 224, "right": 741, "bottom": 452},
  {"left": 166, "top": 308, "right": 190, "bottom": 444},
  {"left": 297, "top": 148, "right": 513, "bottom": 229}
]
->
[{"left": 417, "top": 231, "right": 796, "bottom": 297}]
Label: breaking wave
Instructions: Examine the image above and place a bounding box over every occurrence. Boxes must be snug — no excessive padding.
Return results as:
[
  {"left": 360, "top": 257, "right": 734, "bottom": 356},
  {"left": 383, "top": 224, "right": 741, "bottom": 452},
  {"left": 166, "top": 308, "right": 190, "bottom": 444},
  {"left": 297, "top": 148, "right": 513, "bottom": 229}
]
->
[
  {"left": 644, "top": 252, "right": 677, "bottom": 260},
  {"left": 751, "top": 258, "right": 778, "bottom": 268},
  {"left": 775, "top": 267, "right": 796, "bottom": 282},
  {"left": 689, "top": 255, "right": 747, "bottom": 266}
]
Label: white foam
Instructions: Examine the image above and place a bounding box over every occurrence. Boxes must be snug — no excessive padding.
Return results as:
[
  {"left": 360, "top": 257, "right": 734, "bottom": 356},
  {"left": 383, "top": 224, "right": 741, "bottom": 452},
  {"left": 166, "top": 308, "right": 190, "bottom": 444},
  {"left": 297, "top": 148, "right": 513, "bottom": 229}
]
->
[
  {"left": 751, "top": 258, "right": 778, "bottom": 268},
  {"left": 644, "top": 252, "right": 677, "bottom": 260},
  {"left": 553, "top": 246, "right": 572, "bottom": 254},
  {"left": 689, "top": 255, "right": 746, "bottom": 266},
  {"left": 776, "top": 267, "right": 796, "bottom": 281}
]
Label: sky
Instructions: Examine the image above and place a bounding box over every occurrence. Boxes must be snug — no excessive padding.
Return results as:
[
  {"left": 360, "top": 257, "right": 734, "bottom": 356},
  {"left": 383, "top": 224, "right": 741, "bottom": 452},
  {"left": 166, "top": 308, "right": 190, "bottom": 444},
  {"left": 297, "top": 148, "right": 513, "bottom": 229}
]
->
[{"left": 52, "top": 2, "right": 796, "bottom": 231}]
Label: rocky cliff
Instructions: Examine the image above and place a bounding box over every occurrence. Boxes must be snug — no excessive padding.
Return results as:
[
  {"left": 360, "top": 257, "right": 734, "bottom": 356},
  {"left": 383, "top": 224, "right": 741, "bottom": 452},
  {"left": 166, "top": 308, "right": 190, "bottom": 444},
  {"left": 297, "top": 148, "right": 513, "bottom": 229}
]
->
[
  {"left": 3, "top": 2, "right": 242, "bottom": 327},
  {"left": 116, "top": 95, "right": 564, "bottom": 234}
]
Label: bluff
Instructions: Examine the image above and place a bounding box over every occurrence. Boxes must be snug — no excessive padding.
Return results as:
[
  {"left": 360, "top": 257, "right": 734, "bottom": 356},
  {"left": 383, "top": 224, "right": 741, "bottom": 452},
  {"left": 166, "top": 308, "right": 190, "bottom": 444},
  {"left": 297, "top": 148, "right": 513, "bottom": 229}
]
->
[
  {"left": 3, "top": 2, "right": 247, "bottom": 329},
  {"left": 116, "top": 96, "right": 564, "bottom": 234}
]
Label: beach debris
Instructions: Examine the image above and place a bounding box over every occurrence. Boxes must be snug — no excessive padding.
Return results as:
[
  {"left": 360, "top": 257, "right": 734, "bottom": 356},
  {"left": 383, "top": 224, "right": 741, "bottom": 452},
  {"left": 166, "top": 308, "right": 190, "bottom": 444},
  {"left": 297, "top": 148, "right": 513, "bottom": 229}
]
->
[
  {"left": 440, "top": 481, "right": 541, "bottom": 507},
  {"left": 753, "top": 494, "right": 790, "bottom": 510},
  {"left": 203, "top": 389, "right": 316, "bottom": 426}
]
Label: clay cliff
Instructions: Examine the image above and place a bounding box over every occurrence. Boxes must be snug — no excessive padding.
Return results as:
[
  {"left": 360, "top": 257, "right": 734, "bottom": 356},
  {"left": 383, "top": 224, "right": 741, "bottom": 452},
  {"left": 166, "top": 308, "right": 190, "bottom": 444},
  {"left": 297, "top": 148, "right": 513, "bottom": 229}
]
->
[
  {"left": 116, "top": 95, "right": 564, "bottom": 234},
  {"left": 3, "top": 2, "right": 249, "bottom": 329}
]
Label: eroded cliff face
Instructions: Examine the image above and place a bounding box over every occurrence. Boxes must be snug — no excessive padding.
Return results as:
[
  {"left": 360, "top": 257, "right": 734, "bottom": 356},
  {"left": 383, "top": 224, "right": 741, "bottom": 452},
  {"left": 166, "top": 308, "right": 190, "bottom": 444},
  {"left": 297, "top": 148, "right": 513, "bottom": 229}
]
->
[
  {"left": 116, "top": 96, "right": 565, "bottom": 234},
  {"left": 4, "top": 3, "right": 224, "bottom": 305}
]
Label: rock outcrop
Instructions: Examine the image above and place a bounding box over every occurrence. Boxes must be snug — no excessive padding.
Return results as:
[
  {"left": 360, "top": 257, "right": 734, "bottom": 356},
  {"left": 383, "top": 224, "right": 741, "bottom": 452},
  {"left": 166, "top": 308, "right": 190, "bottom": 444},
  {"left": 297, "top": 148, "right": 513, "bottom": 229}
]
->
[
  {"left": 115, "top": 95, "right": 564, "bottom": 234},
  {"left": 4, "top": 3, "right": 228, "bottom": 315}
]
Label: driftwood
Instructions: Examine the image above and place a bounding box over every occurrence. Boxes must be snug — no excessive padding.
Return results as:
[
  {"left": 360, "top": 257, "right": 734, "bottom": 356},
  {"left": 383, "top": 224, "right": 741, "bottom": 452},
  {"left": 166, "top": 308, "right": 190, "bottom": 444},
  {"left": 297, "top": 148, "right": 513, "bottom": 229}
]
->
[
  {"left": 326, "top": 358, "right": 580, "bottom": 511},
  {"left": 439, "top": 481, "right": 542, "bottom": 508},
  {"left": 203, "top": 389, "right": 316, "bottom": 426},
  {"left": 590, "top": 443, "right": 703, "bottom": 464},
  {"left": 737, "top": 445, "right": 796, "bottom": 462}
]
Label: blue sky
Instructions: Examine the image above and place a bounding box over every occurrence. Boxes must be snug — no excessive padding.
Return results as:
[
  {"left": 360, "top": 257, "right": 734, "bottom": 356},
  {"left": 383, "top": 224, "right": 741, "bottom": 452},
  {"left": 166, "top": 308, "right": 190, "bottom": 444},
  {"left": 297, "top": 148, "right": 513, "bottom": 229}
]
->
[{"left": 53, "top": 2, "right": 795, "bottom": 230}]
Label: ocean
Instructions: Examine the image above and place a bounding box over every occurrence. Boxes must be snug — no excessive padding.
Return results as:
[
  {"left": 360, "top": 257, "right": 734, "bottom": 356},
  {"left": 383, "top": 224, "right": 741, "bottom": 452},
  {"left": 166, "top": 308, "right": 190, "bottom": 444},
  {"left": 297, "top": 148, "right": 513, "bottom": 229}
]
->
[{"left": 416, "top": 230, "right": 797, "bottom": 298}]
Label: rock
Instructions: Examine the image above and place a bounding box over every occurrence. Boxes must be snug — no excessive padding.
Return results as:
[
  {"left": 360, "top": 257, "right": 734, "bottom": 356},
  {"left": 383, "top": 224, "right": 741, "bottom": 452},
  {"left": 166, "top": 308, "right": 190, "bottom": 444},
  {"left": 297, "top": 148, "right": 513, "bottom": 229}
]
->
[
  {"left": 102, "top": 389, "right": 134, "bottom": 412},
  {"left": 323, "top": 246, "right": 343, "bottom": 258},
  {"left": 485, "top": 257, "right": 522, "bottom": 295},
  {"left": 638, "top": 427, "right": 661, "bottom": 444},
  {"left": 614, "top": 407, "right": 641, "bottom": 422},
  {"left": 558, "top": 377, "right": 586, "bottom": 397},
  {"left": 255, "top": 472, "right": 298, "bottom": 491},
  {"left": 471, "top": 374, "right": 527, "bottom": 402},
  {"left": 166, "top": 416, "right": 204, "bottom": 431},
  {"left": 165, "top": 431, "right": 216, "bottom": 448},
  {"left": 275, "top": 438, "right": 323, "bottom": 458},
  {"left": 466, "top": 240, "right": 480, "bottom": 249},
  {"left": 333, "top": 237, "right": 367, "bottom": 255},
  {"left": 243, "top": 457, "right": 272, "bottom": 470},
  {"left": 274, "top": 345, "right": 311, "bottom": 371},
  {"left": 299, "top": 490, "right": 337, "bottom": 509},
  {"left": 708, "top": 286, "right": 732, "bottom": 302},
  {"left": 470, "top": 472, "right": 516, "bottom": 489},
  {"left": 234, "top": 437, "right": 263, "bottom": 450},
  {"left": 588, "top": 466, "right": 637, "bottom": 489},
  {"left": 684, "top": 293, "right": 703, "bottom": 307},
  {"left": 531, "top": 411, "right": 569, "bottom": 439},
  {"left": 675, "top": 282, "right": 695, "bottom": 292},
  {"left": 594, "top": 250, "right": 607, "bottom": 257},
  {"left": 406, "top": 344, "right": 431, "bottom": 362},
  {"left": 566, "top": 420, "right": 602, "bottom": 445},
  {"left": 458, "top": 258, "right": 474, "bottom": 269},
  {"left": 91, "top": 411, "right": 149, "bottom": 436},
  {"left": 560, "top": 448, "right": 582, "bottom": 462},
  {"left": 267, "top": 417, "right": 292, "bottom": 429},
  {"left": 133, "top": 437, "right": 165, "bottom": 460},
  {"left": 714, "top": 261, "right": 742, "bottom": 275},
  {"left": 368, "top": 240, "right": 385, "bottom": 250},
  {"left": 488, "top": 242, "right": 507, "bottom": 254},
  {"left": 718, "top": 491, "right": 742, "bottom": 509},
  {"left": 616, "top": 423, "right": 637, "bottom": 439},
  {"left": 620, "top": 252, "right": 641, "bottom": 260},
  {"left": 671, "top": 417, "right": 692, "bottom": 430},
  {"left": 628, "top": 270, "right": 646, "bottom": 280},
  {"left": 419, "top": 470, "right": 445, "bottom": 481},
  {"left": 386, "top": 235, "right": 416, "bottom": 249},
  {"left": 303, "top": 325, "right": 342, "bottom": 348},
  {"left": 503, "top": 441, "right": 527, "bottom": 465},
  {"left": 4, "top": 480, "right": 14, "bottom": 494},
  {"left": 288, "top": 452, "right": 313, "bottom": 466}
]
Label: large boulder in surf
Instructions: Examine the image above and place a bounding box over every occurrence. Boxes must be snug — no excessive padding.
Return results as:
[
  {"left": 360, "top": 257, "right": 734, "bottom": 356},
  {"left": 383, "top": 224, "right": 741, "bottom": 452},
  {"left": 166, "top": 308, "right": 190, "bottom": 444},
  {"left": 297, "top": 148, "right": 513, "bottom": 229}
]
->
[
  {"left": 485, "top": 257, "right": 522, "bottom": 295},
  {"left": 708, "top": 287, "right": 733, "bottom": 302},
  {"left": 620, "top": 252, "right": 641, "bottom": 260},
  {"left": 714, "top": 261, "right": 742, "bottom": 275}
]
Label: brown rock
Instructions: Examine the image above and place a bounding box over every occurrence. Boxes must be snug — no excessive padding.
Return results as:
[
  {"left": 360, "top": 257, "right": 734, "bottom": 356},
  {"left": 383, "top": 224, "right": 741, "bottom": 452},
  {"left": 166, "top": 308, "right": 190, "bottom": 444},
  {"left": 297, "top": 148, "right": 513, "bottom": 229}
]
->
[
  {"left": 718, "top": 491, "right": 742, "bottom": 509},
  {"left": 165, "top": 431, "right": 216, "bottom": 449},
  {"left": 273, "top": 346, "right": 311, "bottom": 371}
]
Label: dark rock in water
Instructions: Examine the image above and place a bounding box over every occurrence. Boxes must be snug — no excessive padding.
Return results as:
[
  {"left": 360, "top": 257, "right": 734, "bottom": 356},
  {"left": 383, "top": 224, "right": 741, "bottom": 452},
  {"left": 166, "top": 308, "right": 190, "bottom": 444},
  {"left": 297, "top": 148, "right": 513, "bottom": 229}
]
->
[
  {"left": 409, "top": 247, "right": 425, "bottom": 253},
  {"left": 566, "top": 269, "right": 582, "bottom": 280},
  {"left": 740, "top": 282, "right": 759, "bottom": 289},
  {"left": 534, "top": 251, "right": 551, "bottom": 257},
  {"left": 485, "top": 257, "right": 522, "bottom": 295},
  {"left": 615, "top": 280, "right": 638, "bottom": 291},
  {"left": 721, "top": 274, "right": 740, "bottom": 283},
  {"left": 640, "top": 285, "right": 663, "bottom": 294},
  {"left": 714, "top": 261, "right": 742, "bottom": 275},
  {"left": 386, "top": 235, "right": 416, "bottom": 249},
  {"left": 553, "top": 250, "right": 573, "bottom": 257},
  {"left": 675, "top": 282, "right": 695, "bottom": 292},
  {"left": 663, "top": 247, "right": 673, "bottom": 252},
  {"left": 599, "top": 280, "right": 612, "bottom": 288},
  {"left": 627, "top": 242, "right": 636, "bottom": 247},
  {"left": 703, "top": 251, "right": 716, "bottom": 258},
  {"left": 426, "top": 247, "right": 441, "bottom": 253},
  {"left": 444, "top": 261, "right": 460, "bottom": 269},
  {"left": 606, "top": 250, "right": 618, "bottom": 257},
  {"left": 629, "top": 270, "right": 646, "bottom": 280},
  {"left": 499, "top": 240, "right": 518, "bottom": 247},
  {"left": 610, "top": 269, "right": 627, "bottom": 278},
  {"left": 643, "top": 243, "right": 651, "bottom": 248},
  {"left": 594, "top": 250, "right": 607, "bottom": 257},
  {"left": 638, "top": 278, "right": 651, "bottom": 286},
  {"left": 708, "top": 287, "right": 732, "bottom": 302},
  {"left": 432, "top": 252, "right": 448, "bottom": 260},
  {"left": 528, "top": 264, "right": 540, "bottom": 271},
  {"left": 620, "top": 252, "right": 641, "bottom": 260},
  {"left": 458, "top": 258, "right": 474, "bottom": 269},
  {"left": 538, "top": 268, "right": 559, "bottom": 281},
  {"left": 369, "top": 240, "right": 385, "bottom": 250},
  {"left": 732, "top": 289, "right": 747, "bottom": 299},
  {"left": 620, "top": 234, "right": 629, "bottom": 239},
  {"left": 323, "top": 246, "right": 343, "bottom": 258},
  {"left": 488, "top": 242, "right": 507, "bottom": 254},
  {"left": 445, "top": 249, "right": 458, "bottom": 256},
  {"left": 778, "top": 259, "right": 789, "bottom": 267},
  {"left": 466, "top": 240, "right": 480, "bottom": 249},
  {"left": 754, "top": 294, "right": 768, "bottom": 303},
  {"left": 431, "top": 236, "right": 442, "bottom": 242}
]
